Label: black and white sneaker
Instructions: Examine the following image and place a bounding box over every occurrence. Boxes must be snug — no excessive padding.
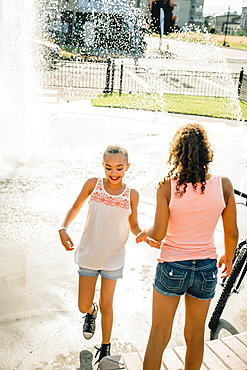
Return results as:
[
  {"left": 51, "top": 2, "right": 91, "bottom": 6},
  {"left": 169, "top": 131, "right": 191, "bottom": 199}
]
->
[
  {"left": 83, "top": 303, "right": 98, "bottom": 339},
  {"left": 94, "top": 343, "right": 111, "bottom": 364}
]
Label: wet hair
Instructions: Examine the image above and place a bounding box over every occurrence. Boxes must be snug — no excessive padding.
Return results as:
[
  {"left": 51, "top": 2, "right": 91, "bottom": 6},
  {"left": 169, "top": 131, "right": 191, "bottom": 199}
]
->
[
  {"left": 160, "top": 123, "right": 214, "bottom": 196},
  {"left": 103, "top": 144, "right": 129, "bottom": 163}
]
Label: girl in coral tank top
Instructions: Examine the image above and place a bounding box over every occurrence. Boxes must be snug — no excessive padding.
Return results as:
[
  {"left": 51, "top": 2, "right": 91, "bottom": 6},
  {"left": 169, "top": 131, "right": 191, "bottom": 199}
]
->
[{"left": 137, "top": 123, "right": 238, "bottom": 370}]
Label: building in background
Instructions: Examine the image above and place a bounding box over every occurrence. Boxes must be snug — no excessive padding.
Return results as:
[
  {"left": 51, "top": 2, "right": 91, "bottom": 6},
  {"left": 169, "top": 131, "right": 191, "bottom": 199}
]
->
[
  {"left": 147, "top": 0, "right": 204, "bottom": 32},
  {"left": 42, "top": 0, "right": 245, "bottom": 39},
  {"left": 42, "top": 0, "right": 206, "bottom": 39},
  {"left": 215, "top": 12, "right": 241, "bottom": 35},
  {"left": 172, "top": 0, "right": 204, "bottom": 29},
  {"left": 203, "top": 11, "right": 241, "bottom": 35},
  {"left": 241, "top": 6, "right": 247, "bottom": 35}
]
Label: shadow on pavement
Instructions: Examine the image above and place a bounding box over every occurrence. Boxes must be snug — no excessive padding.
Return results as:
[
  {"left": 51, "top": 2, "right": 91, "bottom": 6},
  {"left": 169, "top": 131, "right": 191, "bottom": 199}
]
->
[
  {"left": 77, "top": 351, "right": 125, "bottom": 370},
  {"left": 78, "top": 350, "right": 93, "bottom": 370}
]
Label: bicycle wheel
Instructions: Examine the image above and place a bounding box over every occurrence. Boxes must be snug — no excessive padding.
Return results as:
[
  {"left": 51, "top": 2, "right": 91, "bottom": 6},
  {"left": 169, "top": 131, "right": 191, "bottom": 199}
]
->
[
  {"left": 219, "top": 241, "right": 246, "bottom": 287},
  {"left": 208, "top": 246, "right": 247, "bottom": 332},
  {"left": 234, "top": 240, "right": 246, "bottom": 260},
  {"left": 210, "top": 319, "right": 239, "bottom": 340}
]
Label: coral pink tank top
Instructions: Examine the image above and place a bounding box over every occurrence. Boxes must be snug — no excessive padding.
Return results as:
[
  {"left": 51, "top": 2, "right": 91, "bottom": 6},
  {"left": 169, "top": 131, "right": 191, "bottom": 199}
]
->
[{"left": 158, "top": 175, "right": 226, "bottom": 262}]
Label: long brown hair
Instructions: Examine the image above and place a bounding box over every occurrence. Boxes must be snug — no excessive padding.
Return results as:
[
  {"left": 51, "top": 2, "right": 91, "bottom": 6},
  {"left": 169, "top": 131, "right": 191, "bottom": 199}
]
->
[{"left": 160, "top": 123, "right": 214, "bottom": 196}]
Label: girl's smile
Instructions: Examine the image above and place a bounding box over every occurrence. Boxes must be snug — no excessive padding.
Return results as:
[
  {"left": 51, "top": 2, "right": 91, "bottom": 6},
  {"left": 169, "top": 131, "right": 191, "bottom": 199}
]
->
[{"left": 103, "top": 153, "right": 130, "bottom": 188}]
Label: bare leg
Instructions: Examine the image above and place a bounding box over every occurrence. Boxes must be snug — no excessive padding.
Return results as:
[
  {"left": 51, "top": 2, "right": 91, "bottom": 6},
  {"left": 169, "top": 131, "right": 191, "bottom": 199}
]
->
[
  {"left": 99, "top": 277, "right": 117, "bottom": 344},
  {"left": 143, "top": 289, "right": 180, "bottom": 370},
  {"left": 78, "top": 275, "right": 98, "bottom": 314},
  {"left": 184, "top": 294, "right": 211, "bottom": 370}
]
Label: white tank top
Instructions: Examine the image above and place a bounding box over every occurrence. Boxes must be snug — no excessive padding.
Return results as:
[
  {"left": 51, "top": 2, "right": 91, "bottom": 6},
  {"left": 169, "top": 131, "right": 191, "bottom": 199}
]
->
[{"left": 74, "top": 178, "right": 131, "bottom": 270}]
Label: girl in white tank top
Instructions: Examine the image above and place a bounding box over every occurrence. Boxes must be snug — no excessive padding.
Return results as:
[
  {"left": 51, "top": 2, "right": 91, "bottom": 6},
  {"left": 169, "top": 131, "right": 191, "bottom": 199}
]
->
[{"left": 58, "top": 144, "right": 159, "bottom": 363}]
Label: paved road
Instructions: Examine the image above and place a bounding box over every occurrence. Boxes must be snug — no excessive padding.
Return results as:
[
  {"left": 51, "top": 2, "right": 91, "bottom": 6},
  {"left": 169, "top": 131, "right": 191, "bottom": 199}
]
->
[
  {"left": 143, "top": 36, "right": 247, "bottom": 75},
  {"left": 220, "top": 47, "right": 247, "bottom": 73}
]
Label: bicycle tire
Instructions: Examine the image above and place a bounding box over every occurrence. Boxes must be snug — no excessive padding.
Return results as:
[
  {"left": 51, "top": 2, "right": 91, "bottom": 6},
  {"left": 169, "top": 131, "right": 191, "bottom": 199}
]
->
[
  {"left": 208, "top": 246, "right": 247, "bottom": 332},
  {"left": 210, "top": 319, "right": 239, "bottom": 340},
  {"left": 219, "top": 241, "right": 246, "bottom": 286},
  {"left": 234, "top": 240, "right": 246, "bottom": 259}
]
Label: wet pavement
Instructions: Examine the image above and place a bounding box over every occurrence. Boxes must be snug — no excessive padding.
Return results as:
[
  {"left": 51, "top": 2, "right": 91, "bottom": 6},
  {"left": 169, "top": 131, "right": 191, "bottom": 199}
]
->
[{"left": 0, "top": 99, "right": 247, "bottom": 369}]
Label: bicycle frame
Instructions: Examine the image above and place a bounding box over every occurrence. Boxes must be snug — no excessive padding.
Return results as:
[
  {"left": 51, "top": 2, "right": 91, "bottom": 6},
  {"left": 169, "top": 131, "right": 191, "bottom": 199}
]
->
[{"left": 208, "top": 189, "right": 247, "bottom": 339}]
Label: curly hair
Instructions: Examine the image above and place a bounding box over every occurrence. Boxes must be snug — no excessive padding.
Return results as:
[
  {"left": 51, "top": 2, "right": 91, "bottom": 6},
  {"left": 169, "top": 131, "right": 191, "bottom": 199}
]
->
[{"left": 160, "top": 123, "right": 214, "bottom": 196}]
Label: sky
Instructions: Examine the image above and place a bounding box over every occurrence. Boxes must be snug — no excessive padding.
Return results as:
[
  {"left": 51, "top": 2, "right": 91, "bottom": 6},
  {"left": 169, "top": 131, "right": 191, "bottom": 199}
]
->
[{"left": 202, "top": 0, "right": 244, "bottom": 15}]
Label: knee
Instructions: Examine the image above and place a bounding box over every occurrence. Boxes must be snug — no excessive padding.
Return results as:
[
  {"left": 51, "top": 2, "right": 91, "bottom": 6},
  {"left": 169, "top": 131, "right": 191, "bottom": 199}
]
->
[
  {"left": 78, "top": 301, "right": 92, "bottom": 314},
  {"left": 150, "top": 325, "right": 172, "bottom": 347},
  {"left": 99, "top": 300, "right": 113, "bottom": 315},
  {"left": 184, "top": 329, "right": 204, "bottom": 345}
]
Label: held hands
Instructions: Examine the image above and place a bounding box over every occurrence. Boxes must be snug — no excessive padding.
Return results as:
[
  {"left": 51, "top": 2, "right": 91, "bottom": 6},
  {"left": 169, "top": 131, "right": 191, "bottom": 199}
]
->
[
  {"left": 218, "top": 254, "right": 232, "bottom": 278},
  {"left": 146, "top": 237, "right": 161, "bottom": 249},
  {"left": 136, "top": 232, "right": 161, "bottom": 249},
  {"left": 59, "top": 229, "right": 74, "bottom": 251}
]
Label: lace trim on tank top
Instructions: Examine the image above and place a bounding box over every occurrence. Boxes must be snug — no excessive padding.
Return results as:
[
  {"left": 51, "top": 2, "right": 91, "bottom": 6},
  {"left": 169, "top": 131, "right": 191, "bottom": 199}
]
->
[{"left": 90, "top": 179, "right": 130, "bottom": 209}]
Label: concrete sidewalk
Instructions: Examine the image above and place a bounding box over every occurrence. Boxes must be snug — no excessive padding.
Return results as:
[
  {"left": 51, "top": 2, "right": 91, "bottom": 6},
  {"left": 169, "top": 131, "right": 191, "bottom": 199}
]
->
[{"left": 1, "top": 99, "right": 246, "bottom": 370}]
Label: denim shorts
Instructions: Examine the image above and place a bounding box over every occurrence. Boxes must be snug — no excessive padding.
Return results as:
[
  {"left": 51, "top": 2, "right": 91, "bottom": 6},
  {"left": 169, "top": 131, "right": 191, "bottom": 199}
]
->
[
  {"left": 154, "top": 259, "right": 218, "bottom": 300},
  {"left": 78, "top": 266, "right": 123, "bottom": 280}
]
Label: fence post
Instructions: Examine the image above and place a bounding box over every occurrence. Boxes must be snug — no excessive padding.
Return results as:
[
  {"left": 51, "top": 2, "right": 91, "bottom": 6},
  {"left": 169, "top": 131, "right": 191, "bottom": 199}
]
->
[
  {"left": 119, "top": 62, "right": 123, "bottom": 95},
  {"left": 103, "top": 58, "right": 111, "bottom": 94},
  {"left": 110, "top": 60, "right": 115, "bottom": 94},
  {"left": 238, "top": 67, "right": 244, "bottom": 98}
]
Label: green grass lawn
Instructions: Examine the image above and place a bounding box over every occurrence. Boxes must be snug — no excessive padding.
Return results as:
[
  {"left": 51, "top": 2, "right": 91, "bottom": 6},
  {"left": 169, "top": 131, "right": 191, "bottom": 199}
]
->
[
  {"left": 240, "top": 100, "right": 247, "bottom": 120},
  {"left": 218, "top": 43, "right": 247, "bottom": 51},
  {"left": 92, "top": 93, "right": 246, "bottom": 121}
]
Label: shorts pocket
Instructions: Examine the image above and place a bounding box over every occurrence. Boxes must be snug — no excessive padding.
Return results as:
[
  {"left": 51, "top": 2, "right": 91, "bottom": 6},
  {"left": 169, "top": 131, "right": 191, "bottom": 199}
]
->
[
  {"left": 159, "top": 263, "right": 187, "bottom": 291},
  {"left": 201, "top": 268, "right": 218, "bottom": 292}
]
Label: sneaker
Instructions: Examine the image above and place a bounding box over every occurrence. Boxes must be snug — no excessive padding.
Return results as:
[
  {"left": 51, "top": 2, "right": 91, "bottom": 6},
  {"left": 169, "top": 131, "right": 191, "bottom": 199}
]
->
[
  {"left": 83, "top": 303, "right": 98, "bottom": 339},
  {"left": 94, "top": 343, "right": 111, "bottom": 364}
]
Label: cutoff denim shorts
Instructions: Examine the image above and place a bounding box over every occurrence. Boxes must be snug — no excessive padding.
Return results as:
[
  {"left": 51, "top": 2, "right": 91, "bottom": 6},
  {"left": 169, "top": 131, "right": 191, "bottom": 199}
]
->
[
  {"left": 78, "top": 266, "right": 123, "bottom": 280},
  {"left": 154, "top": 259, "right": 218, "bottom": 300}
]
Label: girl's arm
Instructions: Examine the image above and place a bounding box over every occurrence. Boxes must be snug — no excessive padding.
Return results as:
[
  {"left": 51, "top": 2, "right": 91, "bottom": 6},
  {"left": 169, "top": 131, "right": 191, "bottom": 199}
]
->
[
  {"left": 129, "top": 189, "right": 160, "bottom": 249},
  {"left": 136, "top": 181, "right": 170, "bottom": 243},
  {"left": 129, "top": 189, "right": 142, "bottom": 236},
  {"left": 219, "top": 176, "right": 239, "bottom": 277},
  {"left": 59, "top": 178, "right": 97, "bottom": 251},
  {"left": 129, "top": 189, "right": 160, "bottom": 248}
]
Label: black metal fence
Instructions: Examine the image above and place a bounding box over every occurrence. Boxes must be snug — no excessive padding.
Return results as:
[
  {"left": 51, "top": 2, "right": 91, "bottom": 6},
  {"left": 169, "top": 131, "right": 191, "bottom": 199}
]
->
[
  {"left": 239, "top": 71, "right": 247, "bottom": 102},
  {"left": 43, "top": 61, "right": 107, "bottom": 89},
  {"left": 43, "top": 60, "right": 241, "bottom": 100}
]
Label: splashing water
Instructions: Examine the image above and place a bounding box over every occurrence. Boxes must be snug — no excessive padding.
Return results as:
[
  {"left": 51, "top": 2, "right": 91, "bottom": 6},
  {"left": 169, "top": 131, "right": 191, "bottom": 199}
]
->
[
  {"left": 0, "top": 5, "right": 246, "bottom": 370},
  {"left": 135, "top": 25, "right": 242, "bottom": 121},
  {"left": 0, "top": 1, "right": 243, "bottom": 171},
  {"left": 0, "top": 0, "right": 43, "bottom": 166}
]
